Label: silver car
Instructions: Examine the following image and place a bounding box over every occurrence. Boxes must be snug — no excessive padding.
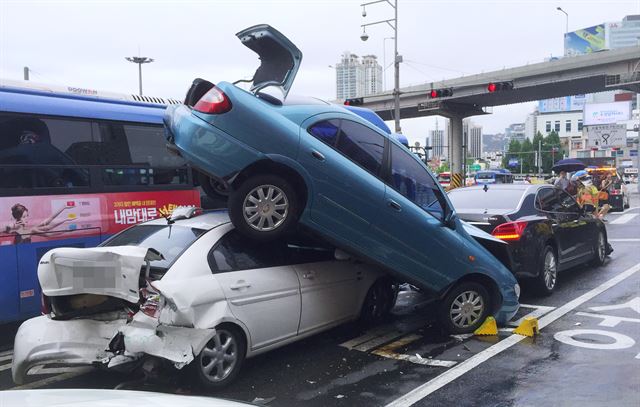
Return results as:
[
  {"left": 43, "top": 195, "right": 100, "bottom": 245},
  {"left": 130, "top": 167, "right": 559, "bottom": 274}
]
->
[{"left": 12, "top": 210, "right": 395, "bottom": 388}]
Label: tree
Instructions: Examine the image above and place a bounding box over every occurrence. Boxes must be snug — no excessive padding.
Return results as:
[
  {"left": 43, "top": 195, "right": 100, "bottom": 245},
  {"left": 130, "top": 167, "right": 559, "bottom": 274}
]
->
[
  {"left": 502, "top": 139, "right": 521, "bottom": 170},
  {"left": 531, "top": 132, "right": 545, "bottom": 173},
  {"left": 543, "top": 131, "right": 564, "bottom": 173},
  {"left": 436, "top": 162, "right": 450, "bottom": 174},
  {"left": 521, "top": 138, "right": 534, "bottom": 173}
]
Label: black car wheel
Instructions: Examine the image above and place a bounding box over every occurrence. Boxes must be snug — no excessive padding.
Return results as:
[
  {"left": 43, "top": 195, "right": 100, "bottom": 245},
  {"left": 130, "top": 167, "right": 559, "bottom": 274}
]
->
[
  {"left": 533, "top": 245, "right": 557, "bottom": 296},
  {"left": 359, "top": 278, "right": 397, "bottom": 325},
  {"left": 197, "top": 171, "right": 229, "bottom": 200},
  {"left": 439, "top": 282, "right": 490, "bottom": 334},
  {"left": 228, "top": 174, "right": 299, "bottom": 241},
  {"left": 589, "top": 231, "right": 607, "bottom": 267},
  {"left": 193, "top": 325, "right": 246, "bottom": 389}
]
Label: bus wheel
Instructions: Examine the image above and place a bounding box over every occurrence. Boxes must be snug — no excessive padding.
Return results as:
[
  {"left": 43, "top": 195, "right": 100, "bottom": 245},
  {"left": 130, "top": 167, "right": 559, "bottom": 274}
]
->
[{"left": 198, "top": 172, "right": 230, "bottom": 200}]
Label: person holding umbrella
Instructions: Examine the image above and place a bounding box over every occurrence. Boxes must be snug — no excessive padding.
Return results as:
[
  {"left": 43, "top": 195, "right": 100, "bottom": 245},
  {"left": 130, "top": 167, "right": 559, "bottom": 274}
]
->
[
  {"left": 554, "top": 170, "right": 570, "bottom": 191},
  {"left": 553, "top": 159, "right": 586, "bottom": 197}
]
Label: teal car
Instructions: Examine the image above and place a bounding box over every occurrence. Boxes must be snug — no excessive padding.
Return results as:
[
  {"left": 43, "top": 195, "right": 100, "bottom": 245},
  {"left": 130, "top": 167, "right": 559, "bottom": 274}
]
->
[{"left": 164, "top": 24, "right": 519, "bottom": 333}]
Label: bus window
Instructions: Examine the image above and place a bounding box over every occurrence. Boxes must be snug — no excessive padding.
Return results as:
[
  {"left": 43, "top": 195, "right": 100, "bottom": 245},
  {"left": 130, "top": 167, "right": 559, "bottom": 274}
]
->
[{"left": 0, "top": 115, "right": 91, "bottom": 189}]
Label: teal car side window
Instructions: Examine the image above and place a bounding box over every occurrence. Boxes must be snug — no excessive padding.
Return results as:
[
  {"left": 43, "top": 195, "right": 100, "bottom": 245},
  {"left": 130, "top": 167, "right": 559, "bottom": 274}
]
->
[
  {"left": 390, "top": 143, "right": 444, "bottom": 220},
  {"left": 308, "top": 119, "right": 385, "bottom": 178}
]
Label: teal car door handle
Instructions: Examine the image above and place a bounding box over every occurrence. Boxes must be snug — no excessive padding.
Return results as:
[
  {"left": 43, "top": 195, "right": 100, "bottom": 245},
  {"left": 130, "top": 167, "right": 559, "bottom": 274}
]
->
[
  {"left": 387, "top": 199, "right": 402, "bottom": 211},
  {"left": 311, "top": 150, "right": 325, "bottom": 161}
]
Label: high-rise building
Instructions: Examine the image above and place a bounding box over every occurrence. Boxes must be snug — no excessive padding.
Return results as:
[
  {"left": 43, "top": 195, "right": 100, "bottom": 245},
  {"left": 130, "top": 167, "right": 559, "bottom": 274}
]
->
[
  {"left": 336, "top": 52, "right": 363, "bottom": 99},
  {"left": 430, "top": 120, "right": 447, "bottom": 161},
  {"left": 505, "top": 123, "right": 526, "bottom": 142},
  {"left": 608, "top": 15, "right": 640, "bottom": 49},
  {"left": 465, "top": 121, "right": 483, "bottom": 159},
  {"left": 525, "top": 111, "right": 538, "bottom": 141},
  {"left": 361, "top": 55, "right": 383, "bottom": 97},
  {"left": 335, "top": 51, "right": 382, "bottom": 99}
]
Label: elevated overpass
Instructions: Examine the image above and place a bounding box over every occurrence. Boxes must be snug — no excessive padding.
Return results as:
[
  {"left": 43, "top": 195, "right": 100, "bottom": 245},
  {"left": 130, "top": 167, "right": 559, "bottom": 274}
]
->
[{"left": 358, "top": 46, "right": 640, "bottom": 185}]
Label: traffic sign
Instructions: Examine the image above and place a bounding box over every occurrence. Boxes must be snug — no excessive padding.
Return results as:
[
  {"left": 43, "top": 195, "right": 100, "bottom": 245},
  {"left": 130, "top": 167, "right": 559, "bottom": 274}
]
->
[{"left": 585, "top": 124, "right": 626, "bottom": 148}]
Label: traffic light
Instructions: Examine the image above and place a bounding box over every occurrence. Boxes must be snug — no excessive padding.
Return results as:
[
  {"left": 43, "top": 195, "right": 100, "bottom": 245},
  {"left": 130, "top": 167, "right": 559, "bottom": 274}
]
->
[
  {"left": 487, "top": 81, "right": 514, "bottom": 92},
  {"left": 344, "top": 98, "right": 364, "bottom": 106},
  {"left": 428, "top": 88, "right": 453, "bottom": 98}
]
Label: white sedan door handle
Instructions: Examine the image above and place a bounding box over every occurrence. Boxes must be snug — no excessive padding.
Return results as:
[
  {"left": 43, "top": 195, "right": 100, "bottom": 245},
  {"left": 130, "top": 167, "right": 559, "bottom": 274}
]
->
[
  {"left": 303, "top": 271, "right": 315, "bottom": 279},
  {"left": 230, "top": 281, "right": 251, "bottom": 290}
]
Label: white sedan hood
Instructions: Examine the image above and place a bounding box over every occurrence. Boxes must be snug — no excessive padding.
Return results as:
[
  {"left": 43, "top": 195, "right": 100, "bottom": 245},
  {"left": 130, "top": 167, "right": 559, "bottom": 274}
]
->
[{"left": 38, "top": 246, "right": 162, "bottom": 303}]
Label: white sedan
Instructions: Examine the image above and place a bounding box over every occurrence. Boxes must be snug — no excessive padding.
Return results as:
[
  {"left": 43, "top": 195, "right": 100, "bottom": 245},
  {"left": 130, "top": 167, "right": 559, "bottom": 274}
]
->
[{"left": 12, "top": 210, "right": 395, "bottom": 388}]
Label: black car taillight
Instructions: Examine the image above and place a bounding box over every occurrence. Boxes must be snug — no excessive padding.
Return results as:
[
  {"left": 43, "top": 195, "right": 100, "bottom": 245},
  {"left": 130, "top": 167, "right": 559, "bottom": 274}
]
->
[
  {"left": 492, "top": 220, "right": 528, "bottom": 241},
  {"left": 193, "top": 86, "right": 232, "bottom": 114}
]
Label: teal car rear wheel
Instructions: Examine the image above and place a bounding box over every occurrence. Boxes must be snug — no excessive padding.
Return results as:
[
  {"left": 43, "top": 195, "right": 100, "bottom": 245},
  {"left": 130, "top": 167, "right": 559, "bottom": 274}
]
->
[{"left": 229, "top": 174, "right": 299, "bottom": 241}]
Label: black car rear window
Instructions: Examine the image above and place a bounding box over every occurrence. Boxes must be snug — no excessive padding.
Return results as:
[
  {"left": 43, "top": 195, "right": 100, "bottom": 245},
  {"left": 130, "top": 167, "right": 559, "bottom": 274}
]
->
[
  {"left": 103, "top": 225, "right": 206, "bottom": 269},
  {"left": 448, "top": 188, "right": 525, "bottom": 210}
]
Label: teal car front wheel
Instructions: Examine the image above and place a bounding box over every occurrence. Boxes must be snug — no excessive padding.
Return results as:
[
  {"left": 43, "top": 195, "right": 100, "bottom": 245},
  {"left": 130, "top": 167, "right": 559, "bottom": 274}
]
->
[
  {"left": 229, "top": 174, "right": 299, "bottom": 241},
  {"left": 439, "top": 282, "right": 490, "bottom": 334}
]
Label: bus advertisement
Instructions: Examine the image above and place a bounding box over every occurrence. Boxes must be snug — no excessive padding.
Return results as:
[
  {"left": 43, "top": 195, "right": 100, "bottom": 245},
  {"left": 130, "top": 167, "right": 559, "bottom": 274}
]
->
[{"left": 0, "top": 81, "right": 200, "bottom": 323}]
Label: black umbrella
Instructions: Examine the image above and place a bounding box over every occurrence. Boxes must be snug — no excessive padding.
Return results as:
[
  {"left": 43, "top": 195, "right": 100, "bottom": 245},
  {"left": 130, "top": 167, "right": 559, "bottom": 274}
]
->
[{"left": 552, "top": 159, "right": 586, "bottom": 173}]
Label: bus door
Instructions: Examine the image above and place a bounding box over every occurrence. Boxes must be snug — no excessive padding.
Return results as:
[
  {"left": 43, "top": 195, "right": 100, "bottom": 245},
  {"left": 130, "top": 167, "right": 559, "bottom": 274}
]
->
[
  {"left": 0, "top": 243, "right": 19, "bottom": 323},
  {"left": 14, "top": 229, "right": 102, "bottom": 319}
]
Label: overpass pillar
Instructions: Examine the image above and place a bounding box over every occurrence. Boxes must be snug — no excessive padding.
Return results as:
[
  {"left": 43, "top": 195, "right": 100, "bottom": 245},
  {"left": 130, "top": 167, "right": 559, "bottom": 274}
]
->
[{"left": 448, "top": 115, "right": 464, "bottom": 190}]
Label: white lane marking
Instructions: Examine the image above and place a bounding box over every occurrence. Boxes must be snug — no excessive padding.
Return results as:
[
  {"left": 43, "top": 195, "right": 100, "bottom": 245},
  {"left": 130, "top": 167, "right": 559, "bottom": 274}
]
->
[
  {"left": 554, "top": 329, "right": 635, "bottom": 350},
  {"left": 340, "top": 316, "right": 431, "bottom": 351},
  {"left": 385, "top": 262, "right": 640, "bottom": 407},
  {"left": 9, "top": 371, "right": 87, "bottom": 390},
  {"left": 354, "top": 331, "right": 410, "bottom": 352},
  {"left": 506, "top": 304, "right": 556, "bottom": 327},
  {"left": 610, "top": 213, "right": 638, "bottom": 224},
  {"left": 0, "top": 350, "right": 13, "bottom": 357},
  {"left": 575, "top": 312, "right": 640, "bottom": 327},
  {"left": 370, "top": 334, "right": 458, "bottom": 368},
  {"left": 0, "top": 354, "right": 12, "bottom": 362},
  {"left": 589, "top": 297, "right": 640, "bottom": 314},
  {"left": 609, "top": 239, "right": 640, "bottom": 242},
  {"left": 0, "top": 364, "right": 12, "bottom": 372}
]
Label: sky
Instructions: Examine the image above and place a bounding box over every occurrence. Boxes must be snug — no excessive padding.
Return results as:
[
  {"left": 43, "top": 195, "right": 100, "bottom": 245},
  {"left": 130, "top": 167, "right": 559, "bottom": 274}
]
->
[{"left": 1, "top": 0, "right": 639, "bottom": 146}]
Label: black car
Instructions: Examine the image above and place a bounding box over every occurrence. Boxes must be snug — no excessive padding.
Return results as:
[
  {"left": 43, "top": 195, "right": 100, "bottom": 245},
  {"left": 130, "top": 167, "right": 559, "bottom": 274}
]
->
[{"left": 448, "top": 184, "right": 610, "bottom": 295}]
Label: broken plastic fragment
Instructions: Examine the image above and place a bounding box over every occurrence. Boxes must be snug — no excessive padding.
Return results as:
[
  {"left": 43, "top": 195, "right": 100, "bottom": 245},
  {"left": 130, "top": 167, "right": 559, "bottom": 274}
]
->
[{"left": 251, "top": 396, "right": 276, "bottom": 405}]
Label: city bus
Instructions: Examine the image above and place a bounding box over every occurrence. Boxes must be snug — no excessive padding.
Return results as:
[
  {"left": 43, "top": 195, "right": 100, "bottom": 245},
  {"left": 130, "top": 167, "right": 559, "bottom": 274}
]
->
[
  {"left": 474, "top": 169, "right": 514, "bottom": 185},
  {"left": 0, "top": 80, "right": 201, "bottom": 323}
]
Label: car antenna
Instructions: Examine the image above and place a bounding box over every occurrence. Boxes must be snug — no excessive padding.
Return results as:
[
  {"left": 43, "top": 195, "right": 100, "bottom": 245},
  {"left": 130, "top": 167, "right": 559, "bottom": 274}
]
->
[{"left": 483, "top": 184, "right": 489, "bottom": 192}]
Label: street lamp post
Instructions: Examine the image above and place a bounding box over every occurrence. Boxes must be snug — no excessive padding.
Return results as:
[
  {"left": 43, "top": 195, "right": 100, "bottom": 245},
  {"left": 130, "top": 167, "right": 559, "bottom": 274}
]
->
[
  {"left": 382, "top": 36, "right": 394, "bottom": 91},
  {"left": 125, "top": 56, "right": 154, "bottom": 96},
  {"left": 360, "top": 0, "right": 401, "bottom": 133},
  {"left": 556, "top": 6, "right": 568, "bottom": 33}
]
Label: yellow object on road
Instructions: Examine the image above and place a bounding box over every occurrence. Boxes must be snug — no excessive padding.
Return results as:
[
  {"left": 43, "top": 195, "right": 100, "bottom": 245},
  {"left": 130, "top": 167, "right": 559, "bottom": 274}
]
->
[
  {"left": 514, "top": 317, "right": 539, "bottom": 337},
  {"left": 474, "top": 316, "right": 498, "bottom": 336}
]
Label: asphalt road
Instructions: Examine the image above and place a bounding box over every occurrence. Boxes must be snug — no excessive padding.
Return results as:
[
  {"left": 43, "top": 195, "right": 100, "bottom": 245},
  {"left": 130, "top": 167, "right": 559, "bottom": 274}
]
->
[{"left": 1, "top": 191, "right": 639, "bottom": 406}]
